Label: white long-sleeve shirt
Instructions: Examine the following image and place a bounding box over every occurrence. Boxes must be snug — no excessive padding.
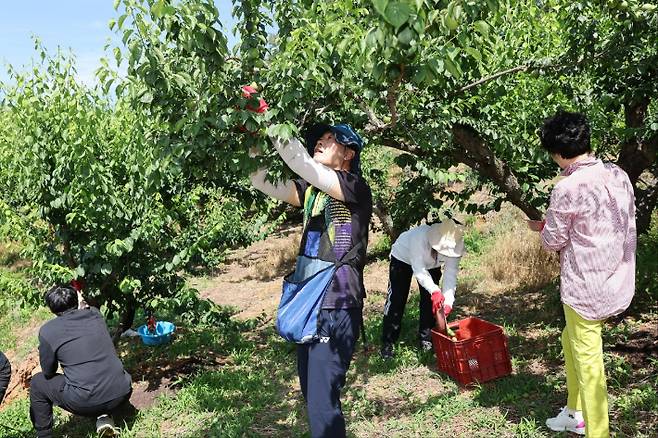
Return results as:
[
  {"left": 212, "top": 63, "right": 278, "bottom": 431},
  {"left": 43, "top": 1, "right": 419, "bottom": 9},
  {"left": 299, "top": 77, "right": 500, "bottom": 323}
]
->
[{"left": 390, "top": 224, "right": 461, "bottom": 306}]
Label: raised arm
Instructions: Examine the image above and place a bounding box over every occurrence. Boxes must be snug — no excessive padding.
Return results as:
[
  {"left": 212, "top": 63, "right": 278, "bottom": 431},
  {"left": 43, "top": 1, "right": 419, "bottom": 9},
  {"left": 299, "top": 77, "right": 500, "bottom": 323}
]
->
[
  {"left": 271, "top": 136, "right": 346, "bottom": 202},
  {"left": 249, "top": 168, "right": 301, "bottom": 207}
]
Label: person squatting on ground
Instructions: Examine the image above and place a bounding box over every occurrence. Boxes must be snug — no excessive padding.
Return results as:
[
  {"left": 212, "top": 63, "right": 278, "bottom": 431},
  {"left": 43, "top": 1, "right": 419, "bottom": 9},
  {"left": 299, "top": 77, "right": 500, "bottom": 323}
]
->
[
  {"left": 29, "top": 285, "right": 133, "bottom": 438},
  {"left": 0, "top": 351, "right": 10, "bottom": 403},
  {"left": 530, "top": 110, "right": 636, "bottom": 438},
  {"left": 380, "top": 219, "right": 465, "bottom": 359},
  {"left": 249, "top": 121, "right": 372, "bottom": 438}
]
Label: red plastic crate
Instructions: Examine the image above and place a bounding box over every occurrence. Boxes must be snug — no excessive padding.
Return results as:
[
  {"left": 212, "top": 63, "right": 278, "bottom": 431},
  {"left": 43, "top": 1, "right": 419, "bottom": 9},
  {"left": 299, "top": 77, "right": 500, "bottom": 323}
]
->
[{"left": 431, "top": 317, "right": 512, "bottom": 386}]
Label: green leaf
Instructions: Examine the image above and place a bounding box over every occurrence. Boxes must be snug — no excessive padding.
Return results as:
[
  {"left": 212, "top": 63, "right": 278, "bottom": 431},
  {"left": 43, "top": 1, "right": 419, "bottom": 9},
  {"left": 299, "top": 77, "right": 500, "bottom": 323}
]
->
[
  {"left": 385, "top": 2, "right": 412, "bottom": 29},
  {"left": 444, "top": 13, "right": 459, "bottom": 31},
  {"left": 397, "top": 27, "right": 416, "bottom": 46},
  {"left": 464, "top": 46, "right": 482, "bottom": 61},
  {"left": 412, "top": 65, "right": 429, "bottom": 84},
  {"left": 152, "top": 0, "right": 165, "bottom": 18},
  {"left": 113, "top": 47, "right": 122, "bottom": 66},
  {"left": 485, "top": 0, "right": 499, "bottom": 13},
  {"left": 372, "top": 0, "right": 389, "bottom": 17},
  {"left": 100, "top": 263, "right": 112, "bottom": 275},
  {"left": 474, "top": 20, "right": 490, "bottom": 37},
  {"left": 444, "top": 57, "right": 461, "bottom": 79},
  {"left": 140, "top": 92, "right": 153, "bottom": 104}
]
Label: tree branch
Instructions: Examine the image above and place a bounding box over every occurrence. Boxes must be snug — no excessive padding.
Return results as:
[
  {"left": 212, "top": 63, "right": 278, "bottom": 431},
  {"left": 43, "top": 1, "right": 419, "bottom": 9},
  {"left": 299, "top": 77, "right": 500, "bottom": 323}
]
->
[
  {"left": 344, "top": 64, "right": 404, "bottom": 134},
  {"left": 455, "top": 64, "right": 532, "bottom": 95},
  {"left": 379, "top": 136, "right": 426, "bottom": 156},
  {"left": 385, "top": 64, "right": 404, "bottom": 129},
  {"left": 451, "top": 124, "right": 543, "bottom": 220}
]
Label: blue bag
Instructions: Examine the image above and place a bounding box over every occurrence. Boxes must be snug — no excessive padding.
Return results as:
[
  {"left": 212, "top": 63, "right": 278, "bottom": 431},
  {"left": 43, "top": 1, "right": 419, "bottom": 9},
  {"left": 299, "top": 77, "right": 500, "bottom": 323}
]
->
[{"left": 276, "top": 243, "right": 362, "bottom": 344}]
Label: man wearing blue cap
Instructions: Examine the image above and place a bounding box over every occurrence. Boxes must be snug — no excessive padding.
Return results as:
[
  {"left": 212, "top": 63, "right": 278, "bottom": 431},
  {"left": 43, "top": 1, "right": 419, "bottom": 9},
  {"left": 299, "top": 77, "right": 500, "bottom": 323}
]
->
[{"left": 250, "top": 122, "right": 372, "bottom": 438}]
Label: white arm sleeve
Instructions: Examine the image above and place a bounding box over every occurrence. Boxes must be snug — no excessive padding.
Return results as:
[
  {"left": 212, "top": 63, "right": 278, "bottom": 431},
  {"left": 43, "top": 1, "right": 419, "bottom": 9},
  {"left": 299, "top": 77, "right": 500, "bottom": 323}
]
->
[
  {"left": 441, "top": 256, "right": 460, "bottom": 307},
  {"left": 410, "top": 255, "right": 440, "bottom": 294},
  {"left": 249, "top": 168, "right": 299, "bottom": 205},
  {"left": 271, "top": 136, "right": 341, "bottom": 196}
]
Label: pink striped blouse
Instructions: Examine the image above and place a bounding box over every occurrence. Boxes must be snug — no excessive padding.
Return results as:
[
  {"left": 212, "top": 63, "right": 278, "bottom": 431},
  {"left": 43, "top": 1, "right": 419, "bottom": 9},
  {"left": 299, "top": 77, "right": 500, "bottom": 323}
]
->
[{"left": 541, "top": 156, "right": 636, "bottom": 320}]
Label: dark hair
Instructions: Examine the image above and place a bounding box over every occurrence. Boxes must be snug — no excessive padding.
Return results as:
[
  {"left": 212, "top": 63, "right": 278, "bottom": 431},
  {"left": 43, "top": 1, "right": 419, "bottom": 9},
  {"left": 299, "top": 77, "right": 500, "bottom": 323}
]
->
[
  {"left": 44, "top": 285, "right": 78, "bottom": 315},
  {"left": 539, "top": 110, "right": 591, "bottom": 159}
]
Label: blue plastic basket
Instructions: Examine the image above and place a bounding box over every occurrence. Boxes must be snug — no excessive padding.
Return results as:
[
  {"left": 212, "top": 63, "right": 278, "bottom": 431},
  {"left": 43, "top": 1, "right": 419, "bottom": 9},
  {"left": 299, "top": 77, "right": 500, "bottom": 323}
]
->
[{"left": 137, "top": 321, "right": 175, "bottom": 346}]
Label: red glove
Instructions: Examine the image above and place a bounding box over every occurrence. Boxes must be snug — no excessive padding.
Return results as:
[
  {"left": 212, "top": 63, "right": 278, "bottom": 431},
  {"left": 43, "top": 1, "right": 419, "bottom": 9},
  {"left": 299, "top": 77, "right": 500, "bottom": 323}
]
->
[
  {"left": 71, "top": 279, "right": 84, "bottom": 291},
  {"left": 241, "top": 85, "right": 268, "bottom": 114},
  {"left": 431, "top": 290, "right": 445, "bottom": 315},
  {"left": 443, "top": 304, "right": 452, "bottom": 317}
]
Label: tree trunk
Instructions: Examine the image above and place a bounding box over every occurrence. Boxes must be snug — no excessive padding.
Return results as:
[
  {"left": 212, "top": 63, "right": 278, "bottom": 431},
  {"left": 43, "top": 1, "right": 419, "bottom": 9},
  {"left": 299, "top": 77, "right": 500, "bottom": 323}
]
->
[
  {"left": 372, "top": 198, "right": 399, "bottom": 242},
  {"left": 616, "top": 98, "right": 657, "bottom": 234},
  {"left": 617, "top": 99, "right": 656, "bottom": 183},
  {"left": 112, "top": 298, "right": 136, "bottom": 345},
  {"left": 635, "top": 168, "right": 658, "bottom": 234}
]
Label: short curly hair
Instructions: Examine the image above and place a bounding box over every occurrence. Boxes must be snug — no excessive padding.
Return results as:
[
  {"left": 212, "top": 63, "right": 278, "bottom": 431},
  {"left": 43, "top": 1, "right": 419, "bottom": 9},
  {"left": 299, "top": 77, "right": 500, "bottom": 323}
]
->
[
  {"left": 44, "top": 284, "right": 78, "bottom": 315},
  {"left": 539, "top": 110, "right": 591, "bottom": 159}
]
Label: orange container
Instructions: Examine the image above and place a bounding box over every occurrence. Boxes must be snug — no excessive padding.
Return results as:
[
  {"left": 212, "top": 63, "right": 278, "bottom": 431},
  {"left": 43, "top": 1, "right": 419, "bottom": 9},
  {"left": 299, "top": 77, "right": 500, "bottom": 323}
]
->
[{"left": 431, "top": 317, "right": 512, "bottom": 386}]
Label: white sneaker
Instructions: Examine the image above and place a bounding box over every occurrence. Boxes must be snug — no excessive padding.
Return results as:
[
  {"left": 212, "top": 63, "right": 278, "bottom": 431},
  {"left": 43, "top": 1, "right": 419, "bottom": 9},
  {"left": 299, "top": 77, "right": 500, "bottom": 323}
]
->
[
  {"left": 546, "top": 406, "right": 586, "bottom": 435},
  {"left": 96, "top": 414, "right": 118, "bottom": 437}
]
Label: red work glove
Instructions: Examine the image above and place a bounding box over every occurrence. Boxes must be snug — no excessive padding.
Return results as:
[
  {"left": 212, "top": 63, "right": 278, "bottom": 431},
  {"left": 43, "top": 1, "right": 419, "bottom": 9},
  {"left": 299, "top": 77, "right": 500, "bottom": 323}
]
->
[
  {"left": 241, "top": 85, "right": 269, "bottom": 114},
  {"left": 71, "top": 279, "right": 89, "bottom": 309},
  {"left": 443, "top": 304, "right": 452, "bottom": 317},
  {"left": 431, "top": 290, "right": 445, "bottom": 315}
]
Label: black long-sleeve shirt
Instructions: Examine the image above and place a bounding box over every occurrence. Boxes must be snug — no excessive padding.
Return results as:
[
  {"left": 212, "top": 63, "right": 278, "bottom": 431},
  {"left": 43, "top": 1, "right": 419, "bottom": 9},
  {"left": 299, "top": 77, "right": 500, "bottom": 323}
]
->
[
  {"left": 38, "top": 307, "right": 131, "bottom": 406},
  {"left": 0, "top": 351, "right": 10, "bottom": 402}
]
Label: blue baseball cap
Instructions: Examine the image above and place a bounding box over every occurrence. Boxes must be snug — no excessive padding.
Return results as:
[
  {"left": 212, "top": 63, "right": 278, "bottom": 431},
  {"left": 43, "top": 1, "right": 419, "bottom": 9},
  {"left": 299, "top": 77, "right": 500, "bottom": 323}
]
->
[{"left": 303, "top": 123, "right": 364, "bottom": 174}]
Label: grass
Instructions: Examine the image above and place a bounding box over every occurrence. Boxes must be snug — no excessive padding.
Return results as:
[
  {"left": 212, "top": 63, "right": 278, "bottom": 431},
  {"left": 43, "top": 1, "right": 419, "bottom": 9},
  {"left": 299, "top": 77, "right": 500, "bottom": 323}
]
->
[
  {"left": 0, "top": 242, "right": 22, "bottom": 267},
  {"left": 1, "top": 209, "right": 657, "bottom": 437}
]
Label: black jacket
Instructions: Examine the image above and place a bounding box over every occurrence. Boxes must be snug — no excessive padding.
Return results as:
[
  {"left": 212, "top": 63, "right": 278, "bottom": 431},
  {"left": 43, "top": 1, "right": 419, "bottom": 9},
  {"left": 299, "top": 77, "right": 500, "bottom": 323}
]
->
[
  {"left": 0, "top": 351, "right": 10, "bottom": 402},
  {"left": 38, "top": 307, "right": 131, "bottom": 406}
]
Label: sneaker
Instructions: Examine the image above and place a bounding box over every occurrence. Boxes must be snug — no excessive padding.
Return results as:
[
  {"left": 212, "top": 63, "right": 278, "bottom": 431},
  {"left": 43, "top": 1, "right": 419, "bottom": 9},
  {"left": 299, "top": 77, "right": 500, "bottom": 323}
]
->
[
  {"left": 380, "top": 343, "right": 394, "bottom": 360},
  {"left": 96, "top": 414, "right": 118, "bottom": 437},
  {"left": 546, "top": 406, "right": 585, "bottom": 435},
  {"left": 419, "top": 339, "right": 433, "bottom": 352}
]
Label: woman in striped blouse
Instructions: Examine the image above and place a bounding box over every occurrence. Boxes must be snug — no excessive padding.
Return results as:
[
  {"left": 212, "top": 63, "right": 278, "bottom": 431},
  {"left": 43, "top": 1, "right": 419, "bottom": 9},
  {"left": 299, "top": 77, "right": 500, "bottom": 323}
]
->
[{"left": 530, "top": 110, "right": 636, "bottom": 438}]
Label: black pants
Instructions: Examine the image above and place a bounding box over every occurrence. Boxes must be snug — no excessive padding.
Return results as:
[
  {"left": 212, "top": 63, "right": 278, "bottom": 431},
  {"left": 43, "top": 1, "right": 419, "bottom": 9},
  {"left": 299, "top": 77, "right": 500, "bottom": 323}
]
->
[
  {"left": 29, "top": 372, "right": 131, "bottom": 438},
  {"left": 0, "top": 351, "right": 10, "bottom": 403},
  {"left": 297, "top": 308, "right": 361, "bottom": 438},
  {"left": 382, "top": 256, "right": 442, "bottom": 345}
]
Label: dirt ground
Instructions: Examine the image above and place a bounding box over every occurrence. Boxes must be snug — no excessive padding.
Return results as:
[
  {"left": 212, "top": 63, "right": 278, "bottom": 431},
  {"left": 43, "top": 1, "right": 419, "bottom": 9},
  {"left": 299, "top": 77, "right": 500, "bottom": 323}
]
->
[
  {"left": 196, "top": 226, "right": 392, "bottom": 321},
  {"left": 3, "top": 220, "right": 655, "bottom": 426},
  {"left": 0, "top": 227, "right": 390, "bottom": 417}
]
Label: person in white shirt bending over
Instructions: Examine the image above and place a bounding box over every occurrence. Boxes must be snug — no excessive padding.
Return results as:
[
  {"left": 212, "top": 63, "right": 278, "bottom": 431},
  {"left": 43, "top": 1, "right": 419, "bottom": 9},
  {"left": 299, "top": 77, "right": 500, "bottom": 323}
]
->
[{"left": 380, "top": 218, "right": 465, "bottom": 359}]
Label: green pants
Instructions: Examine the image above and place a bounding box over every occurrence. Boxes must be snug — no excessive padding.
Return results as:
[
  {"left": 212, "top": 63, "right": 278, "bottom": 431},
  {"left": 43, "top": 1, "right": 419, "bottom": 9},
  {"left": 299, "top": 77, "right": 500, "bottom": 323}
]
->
[{"left": 562, "top": 304, "right": 609, "bottom": 438}]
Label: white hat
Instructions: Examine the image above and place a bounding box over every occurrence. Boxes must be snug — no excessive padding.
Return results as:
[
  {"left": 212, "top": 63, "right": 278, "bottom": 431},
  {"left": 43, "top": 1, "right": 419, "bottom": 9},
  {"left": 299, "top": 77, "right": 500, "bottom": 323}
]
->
[{"left": 428, "top": 219, "right": 465, "bottom": 258}]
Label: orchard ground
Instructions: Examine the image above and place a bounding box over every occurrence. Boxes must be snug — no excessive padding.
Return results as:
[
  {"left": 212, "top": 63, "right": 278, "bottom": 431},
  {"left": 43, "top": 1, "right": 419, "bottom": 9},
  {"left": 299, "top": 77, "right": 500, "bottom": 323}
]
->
[{"left": 0, "top": 205, "right": 656, "bottom": 438}]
